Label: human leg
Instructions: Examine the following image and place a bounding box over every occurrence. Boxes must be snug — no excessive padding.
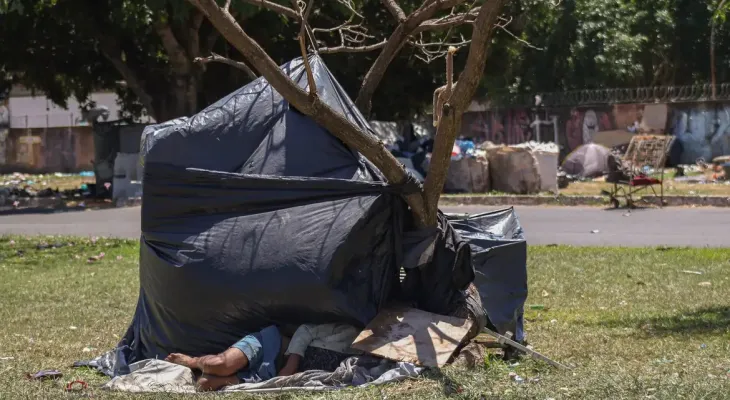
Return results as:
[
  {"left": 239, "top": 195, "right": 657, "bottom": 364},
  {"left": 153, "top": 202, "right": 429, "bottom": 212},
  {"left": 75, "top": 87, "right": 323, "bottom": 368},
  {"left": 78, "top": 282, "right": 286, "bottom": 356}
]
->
[
  {"left": 165, "top": 347, "right": 249, "bottom": 377},
  {"left": 196, "top": 374, "right": 240, "bottom": 391}
]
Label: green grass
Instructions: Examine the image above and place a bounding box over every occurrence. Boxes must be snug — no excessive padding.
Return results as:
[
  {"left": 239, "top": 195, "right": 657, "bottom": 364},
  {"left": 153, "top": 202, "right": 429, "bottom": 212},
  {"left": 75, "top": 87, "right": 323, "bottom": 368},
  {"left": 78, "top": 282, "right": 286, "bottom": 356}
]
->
[
  {"left": 441, "top": 181, "right": 730, "bottom": 198},
  {"left": 1, "top": 237, "right": 729, "bottom": 399}
]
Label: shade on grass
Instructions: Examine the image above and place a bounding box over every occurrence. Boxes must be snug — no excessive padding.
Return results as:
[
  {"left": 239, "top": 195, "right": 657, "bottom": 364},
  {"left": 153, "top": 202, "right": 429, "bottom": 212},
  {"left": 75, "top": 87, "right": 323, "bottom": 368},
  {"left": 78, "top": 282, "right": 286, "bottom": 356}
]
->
[{"left": 0, "top": 237, "right": 728, "bottom": 399}]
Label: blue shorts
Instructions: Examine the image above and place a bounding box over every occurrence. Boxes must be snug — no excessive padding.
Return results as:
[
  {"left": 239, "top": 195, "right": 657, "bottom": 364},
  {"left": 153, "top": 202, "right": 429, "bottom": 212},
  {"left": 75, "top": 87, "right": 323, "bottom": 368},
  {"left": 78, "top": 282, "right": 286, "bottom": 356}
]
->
[{"left": 229, "top": 325, "right": 281, "bottom": 383}]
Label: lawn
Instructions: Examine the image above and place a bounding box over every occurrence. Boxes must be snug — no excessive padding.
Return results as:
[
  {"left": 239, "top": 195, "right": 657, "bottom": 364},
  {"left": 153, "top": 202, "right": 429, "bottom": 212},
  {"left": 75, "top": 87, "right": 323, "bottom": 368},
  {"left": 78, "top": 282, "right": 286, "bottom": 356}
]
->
[
  {"left": 0, "top": 237, "right": 728, "bottom": 399},
  {"left": 560, "top": 179, "right": 730, "bottom": 197}
]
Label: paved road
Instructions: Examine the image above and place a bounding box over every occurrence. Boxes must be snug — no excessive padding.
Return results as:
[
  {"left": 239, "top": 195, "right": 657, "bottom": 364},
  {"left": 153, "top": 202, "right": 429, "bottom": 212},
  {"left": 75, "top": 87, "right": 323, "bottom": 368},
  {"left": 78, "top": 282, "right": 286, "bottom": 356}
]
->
[{"left": 0, "top": 206, "right": 728, "bottom": 247}]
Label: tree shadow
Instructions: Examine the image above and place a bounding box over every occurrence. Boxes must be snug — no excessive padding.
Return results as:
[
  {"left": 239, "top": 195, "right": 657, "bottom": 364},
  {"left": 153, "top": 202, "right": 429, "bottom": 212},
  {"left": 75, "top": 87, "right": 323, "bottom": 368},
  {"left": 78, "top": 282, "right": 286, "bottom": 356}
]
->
[
  {"left": 421, "top": 368, "right": 467, "bottom": 397},
  {"left": 585, "top": 306, "right": 730, "bottom": 337}
]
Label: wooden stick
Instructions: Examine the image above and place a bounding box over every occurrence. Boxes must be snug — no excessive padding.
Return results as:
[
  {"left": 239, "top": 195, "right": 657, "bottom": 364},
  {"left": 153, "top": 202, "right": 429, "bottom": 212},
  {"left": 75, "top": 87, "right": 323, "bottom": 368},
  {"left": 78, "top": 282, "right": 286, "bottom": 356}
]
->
[{"left": 481, "top": 328, "right": 571, "bottom": 369}]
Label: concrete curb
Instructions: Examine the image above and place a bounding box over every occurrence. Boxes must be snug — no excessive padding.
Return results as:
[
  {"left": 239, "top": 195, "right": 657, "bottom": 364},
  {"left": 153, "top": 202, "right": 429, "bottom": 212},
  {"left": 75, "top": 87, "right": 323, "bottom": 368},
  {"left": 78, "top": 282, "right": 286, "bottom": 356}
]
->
[{"left": 439, "top": 194, "right": 730, "bottom": 207}]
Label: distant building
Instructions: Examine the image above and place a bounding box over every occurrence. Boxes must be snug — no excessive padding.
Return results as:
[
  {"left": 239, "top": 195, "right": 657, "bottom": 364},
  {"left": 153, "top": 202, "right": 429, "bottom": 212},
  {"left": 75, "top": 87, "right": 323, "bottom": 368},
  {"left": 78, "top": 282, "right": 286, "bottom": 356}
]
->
[{"left": 0, "top": 86, "right": 136, "bottom": 173}]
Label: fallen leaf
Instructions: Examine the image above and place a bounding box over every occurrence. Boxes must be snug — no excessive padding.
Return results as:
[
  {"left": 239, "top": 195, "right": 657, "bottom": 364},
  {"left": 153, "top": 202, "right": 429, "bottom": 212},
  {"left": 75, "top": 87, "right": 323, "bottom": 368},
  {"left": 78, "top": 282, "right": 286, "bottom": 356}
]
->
[
  {"left": 69, "top": 326, "right": 77, "bottom": 330},
  {"left": 698, "top": 282, "right": 712, "bottom": 287}
]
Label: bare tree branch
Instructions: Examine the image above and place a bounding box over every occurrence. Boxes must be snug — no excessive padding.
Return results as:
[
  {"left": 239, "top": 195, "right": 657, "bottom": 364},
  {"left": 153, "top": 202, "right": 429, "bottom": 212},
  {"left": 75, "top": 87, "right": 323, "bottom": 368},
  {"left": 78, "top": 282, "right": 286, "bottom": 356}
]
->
[
  {"left": 319, "top": 40, "right": 387, "bottom": 54},
  {"left": 414, "top": 8, "right": 480, "bottom": 33},
  {"left": 422, "top": 0, "right": 508, "bottom": 222},
  {"left": 224, "top": 0, "right": 232, "bottom": 11},
  {"left": 382, "top": 0, "right": 407, "bottom": 22},
  {"left": 410, "top": 34, "right": 471, "bottom": 63},
  {"left": 189, "top": 0, "right": 430, "bottom": 226},
  {"left": 194, "top": 52, "right": 258, "bottom": 80},
  {"left": 333, "top": 0, "right": 364, "bottom": 19},
  {"left": 240, "top": 0, "right": 299, "bottom": 19},
  {"left": 294, "top": 0, "right": 317, "bottom": 95},
  {"left": 316, "top": 7, "right": 479, "bottom": 55},
  {"left": 495, "top": 17, "right": 545, "bottom": 51},
  {"left": 354, "top": 0, "right": 471, "bottom": 115},
  {"left": 497, "top": 24, "right": 544, "bottom": 50}
]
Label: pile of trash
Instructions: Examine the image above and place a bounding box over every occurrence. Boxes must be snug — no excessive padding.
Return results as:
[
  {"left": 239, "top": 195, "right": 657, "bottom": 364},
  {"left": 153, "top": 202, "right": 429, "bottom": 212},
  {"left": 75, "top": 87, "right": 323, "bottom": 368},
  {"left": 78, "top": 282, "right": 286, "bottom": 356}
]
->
[
  {"left": 392, "top": 137, "right": 560, "bottom": 195},
  {"left": 0, "top": 172, "right": 101, "bottom": 210},
  {"left": 674, "top": 156, "right": 730, "bottom": 183}
]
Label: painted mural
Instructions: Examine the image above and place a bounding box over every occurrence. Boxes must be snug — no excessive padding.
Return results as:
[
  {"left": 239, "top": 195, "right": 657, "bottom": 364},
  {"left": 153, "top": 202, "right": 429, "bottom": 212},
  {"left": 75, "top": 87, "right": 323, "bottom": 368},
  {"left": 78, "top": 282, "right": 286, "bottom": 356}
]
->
[
  {"left": 461, "top": 105, "right": 628, "bottom": 155},
  {"left": 461, "top": 102, "right": 730, "bottom": 163},
  {"left": 669, "top": 104, "right": 730, "bottom": 164}
]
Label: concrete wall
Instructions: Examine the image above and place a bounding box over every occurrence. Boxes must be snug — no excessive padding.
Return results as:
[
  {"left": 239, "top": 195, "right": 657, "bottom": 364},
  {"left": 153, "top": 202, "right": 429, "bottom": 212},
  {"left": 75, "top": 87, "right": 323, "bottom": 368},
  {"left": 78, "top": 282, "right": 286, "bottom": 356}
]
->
[
  {"left": 0, "top": 88, "right": 136, "bottom": 173},
  {"left": 0, "top": 127, "right": 94, "bottom": 173},
  {"left": 461, "top": 102, "right": 730, "bottom": 163},
  {"left": 7, "top": 91, "right": 122, "bottom": 129}
]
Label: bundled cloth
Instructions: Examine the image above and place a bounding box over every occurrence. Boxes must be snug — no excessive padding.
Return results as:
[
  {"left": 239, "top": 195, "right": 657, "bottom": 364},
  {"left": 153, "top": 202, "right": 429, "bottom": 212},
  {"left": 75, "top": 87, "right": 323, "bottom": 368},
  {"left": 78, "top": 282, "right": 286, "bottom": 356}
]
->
[{"left": 95, "top": 356, "right": 421, "bottom": 394}]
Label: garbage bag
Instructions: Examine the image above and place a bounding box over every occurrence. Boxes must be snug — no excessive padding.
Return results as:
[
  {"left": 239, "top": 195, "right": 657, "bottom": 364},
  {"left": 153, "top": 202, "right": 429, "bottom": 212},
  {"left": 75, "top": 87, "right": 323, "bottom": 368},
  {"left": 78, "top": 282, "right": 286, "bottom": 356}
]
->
[
  {"left": 116, "top": 55, "right": 411, "bottom": 366},
  {"left": 447, "top": 208, "right": 528, "bottom": 342}
]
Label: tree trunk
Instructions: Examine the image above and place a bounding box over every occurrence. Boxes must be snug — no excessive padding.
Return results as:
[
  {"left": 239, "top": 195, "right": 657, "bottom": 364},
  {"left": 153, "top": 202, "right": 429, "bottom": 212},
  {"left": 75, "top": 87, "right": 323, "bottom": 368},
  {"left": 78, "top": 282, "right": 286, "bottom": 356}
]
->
[{"left": 422, "top": 0, "right": 507, "bottom": 222}]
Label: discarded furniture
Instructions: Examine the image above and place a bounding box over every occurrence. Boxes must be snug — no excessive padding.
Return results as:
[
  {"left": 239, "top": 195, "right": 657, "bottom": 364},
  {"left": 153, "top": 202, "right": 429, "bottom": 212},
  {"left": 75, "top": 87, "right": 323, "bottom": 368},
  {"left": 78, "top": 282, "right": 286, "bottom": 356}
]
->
[{"left": 603, "top": 134, "right": 674, "bottom": 208}]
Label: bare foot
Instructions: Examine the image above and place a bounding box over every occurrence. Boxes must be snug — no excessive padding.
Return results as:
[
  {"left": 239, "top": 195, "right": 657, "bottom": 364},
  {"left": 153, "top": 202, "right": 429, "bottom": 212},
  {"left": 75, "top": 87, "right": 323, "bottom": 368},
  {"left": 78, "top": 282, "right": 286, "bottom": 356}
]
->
[{"left": 165, "top": 353, "right": 198, "bottom": 370}]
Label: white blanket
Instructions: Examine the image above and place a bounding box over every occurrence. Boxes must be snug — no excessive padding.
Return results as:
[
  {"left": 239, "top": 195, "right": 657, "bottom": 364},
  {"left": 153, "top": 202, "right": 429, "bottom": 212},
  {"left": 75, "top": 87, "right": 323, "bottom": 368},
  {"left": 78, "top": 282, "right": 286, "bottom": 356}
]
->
[{"left": 103, "top": 356, "right": 422, "bottom": 394}]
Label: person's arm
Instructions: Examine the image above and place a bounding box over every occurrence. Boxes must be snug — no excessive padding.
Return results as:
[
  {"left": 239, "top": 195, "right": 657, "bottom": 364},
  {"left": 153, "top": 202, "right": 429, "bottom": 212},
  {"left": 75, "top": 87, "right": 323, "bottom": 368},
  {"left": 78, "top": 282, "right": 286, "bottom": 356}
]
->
[
  {"left": 278, "top": 354, "right": 301, "bottom": 376},
  {"left": 277, "top": 325, "right": 315, "bottom": 376}
]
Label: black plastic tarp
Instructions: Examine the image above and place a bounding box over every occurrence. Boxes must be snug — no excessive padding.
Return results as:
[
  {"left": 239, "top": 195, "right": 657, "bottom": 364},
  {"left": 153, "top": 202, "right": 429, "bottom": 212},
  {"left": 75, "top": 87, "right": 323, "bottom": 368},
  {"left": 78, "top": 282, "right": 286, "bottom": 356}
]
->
[
  {"left": 447, "top": 208, "right": 528, "bottom": 342},
  {"left": 117, "top": 56, "right": 410, "bottom": 363},
  {"left": 91, "top": 55, "right": 528, "bottom": 375},
  {"left": 140, "top": 56, "right": 382, "bottom": 182}
]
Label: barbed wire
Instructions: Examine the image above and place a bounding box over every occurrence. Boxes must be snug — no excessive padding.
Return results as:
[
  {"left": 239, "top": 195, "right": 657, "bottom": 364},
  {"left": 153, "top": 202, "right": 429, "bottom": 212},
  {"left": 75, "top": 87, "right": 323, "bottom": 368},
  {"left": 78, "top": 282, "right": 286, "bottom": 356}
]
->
[{"left": 483, "top": 84, "right": 730, "bottom": 108}]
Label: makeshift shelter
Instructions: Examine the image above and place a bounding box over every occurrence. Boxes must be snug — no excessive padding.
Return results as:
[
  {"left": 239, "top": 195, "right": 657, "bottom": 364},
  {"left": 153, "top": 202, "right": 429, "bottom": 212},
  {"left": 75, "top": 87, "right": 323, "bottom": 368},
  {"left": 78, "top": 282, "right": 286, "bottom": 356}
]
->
[
  {"left": 562, "top": 143, "right": 612, "bottom": 178},
  {"left": 77, "top": 56, "right": 529, "bottom": 385}
]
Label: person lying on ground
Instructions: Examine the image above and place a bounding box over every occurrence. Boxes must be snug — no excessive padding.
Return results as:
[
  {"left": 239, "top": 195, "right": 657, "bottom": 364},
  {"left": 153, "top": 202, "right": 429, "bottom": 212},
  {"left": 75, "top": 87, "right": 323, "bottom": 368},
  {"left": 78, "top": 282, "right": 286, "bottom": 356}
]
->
[
  {"left": 278, "top": 323, "right": 361, "bottom": 376},
  {"left": 165, "top": 325, "right": 288, "bottom": 391}
]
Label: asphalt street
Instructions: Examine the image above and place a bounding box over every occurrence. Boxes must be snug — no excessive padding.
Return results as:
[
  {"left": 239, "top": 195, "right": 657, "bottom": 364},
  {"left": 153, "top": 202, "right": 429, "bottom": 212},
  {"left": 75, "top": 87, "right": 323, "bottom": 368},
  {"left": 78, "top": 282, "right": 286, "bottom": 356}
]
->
[{"left": 0, "top": 205, "right": 728, "bottom": 247}]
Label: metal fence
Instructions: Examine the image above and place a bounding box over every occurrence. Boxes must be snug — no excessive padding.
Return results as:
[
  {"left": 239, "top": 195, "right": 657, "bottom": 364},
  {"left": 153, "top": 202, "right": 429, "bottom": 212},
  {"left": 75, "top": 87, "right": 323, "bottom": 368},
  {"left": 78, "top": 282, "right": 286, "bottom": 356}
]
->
[{"left": 487, "top": 84, "right": 730, "bottom": 108}]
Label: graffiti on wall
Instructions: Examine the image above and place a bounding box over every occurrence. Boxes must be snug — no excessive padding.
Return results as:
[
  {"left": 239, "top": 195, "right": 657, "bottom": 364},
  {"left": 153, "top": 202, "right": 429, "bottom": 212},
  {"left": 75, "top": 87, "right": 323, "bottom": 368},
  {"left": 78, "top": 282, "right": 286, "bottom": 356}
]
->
[
  {"left": 669, "top": 104, "right": 730, "bottom": 164},
  {"left": 462, "top": 103, "right": 678, "bottom": 158},
  {"left": 462, "top": 105, "right": 626, "bottom": 153}
]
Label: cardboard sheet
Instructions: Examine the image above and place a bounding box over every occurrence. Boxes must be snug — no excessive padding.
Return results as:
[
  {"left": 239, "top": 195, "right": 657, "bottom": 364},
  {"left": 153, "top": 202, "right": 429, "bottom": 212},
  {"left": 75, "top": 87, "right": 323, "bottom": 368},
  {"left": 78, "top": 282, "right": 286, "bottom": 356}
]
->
[{"left": 351, "top": 306, "right": 472, "bottom": 368}]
